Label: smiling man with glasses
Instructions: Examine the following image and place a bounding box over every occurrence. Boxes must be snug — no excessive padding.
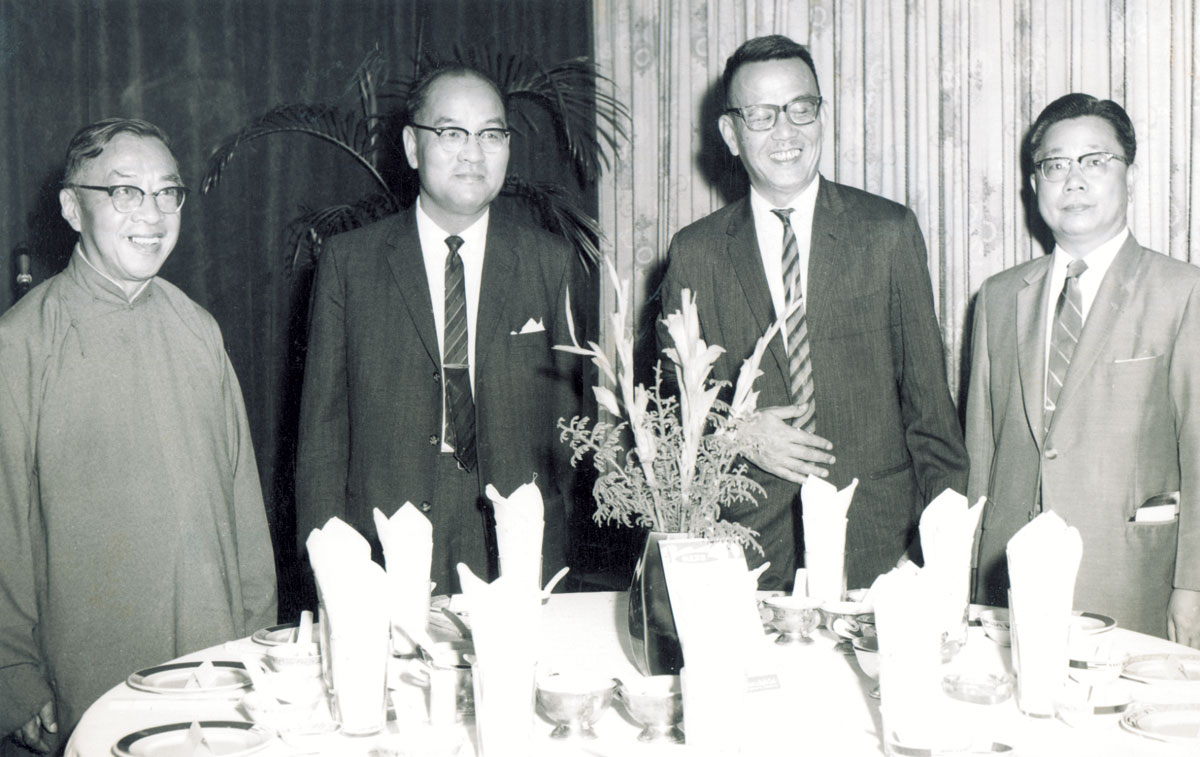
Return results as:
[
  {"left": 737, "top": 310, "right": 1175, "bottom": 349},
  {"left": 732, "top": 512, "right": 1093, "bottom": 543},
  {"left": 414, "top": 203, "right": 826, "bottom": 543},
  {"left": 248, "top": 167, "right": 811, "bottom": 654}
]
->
[
  {"left": 967, "top": 93, "right": 1200, "bottom": 648},
  {"left": 656, "top": 35, "right": 968, "bottom": 592},
  {"left": 0, "top": 118, "right": 277, "bottom": 751},
  {"left": 296, "top": 64, "right": 581, "bottom": 598}
]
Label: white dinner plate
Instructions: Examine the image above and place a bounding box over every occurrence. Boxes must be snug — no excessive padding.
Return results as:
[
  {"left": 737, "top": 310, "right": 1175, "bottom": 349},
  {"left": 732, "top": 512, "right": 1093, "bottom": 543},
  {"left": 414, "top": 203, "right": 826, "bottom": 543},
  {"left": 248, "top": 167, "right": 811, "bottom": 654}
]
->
[
  {"left": 1120, "top": 702, "right": 1200, "bottom": 743},
  {"left": 1121, "top": 653, "right": 1200, "bottom": 684},
  {"left": 112, "top": 720, "right": 271, "bottom": 757},
  {"left": 1071, "top": 611, "right": 1116, "bottom": 634},
  {"left": 126, "top": 661, "right": 251, "bottom": 695},
  {"left": 251, "top": 622, "right": 298, "bottom": 646}
]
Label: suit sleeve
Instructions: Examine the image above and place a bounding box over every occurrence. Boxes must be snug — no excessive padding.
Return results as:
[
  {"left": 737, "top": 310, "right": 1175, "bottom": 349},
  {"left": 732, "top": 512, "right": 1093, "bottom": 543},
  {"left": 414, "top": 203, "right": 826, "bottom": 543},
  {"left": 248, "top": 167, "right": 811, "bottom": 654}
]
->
[
  {"left": 1172, "top": 279, "right": 1200, "bottom": 592},
  {"left": 295, "top": 243, "right": 351, "bottom": 553},
  {"left": 221, "top": 351, "right": 279, "bottom": 632},
  {"left": 964, "top": 283, "right": 994, "bottom": 505},
  {"left": 0, "top": 362, "right": 54, "bottom": 734},
  {"left": 892, "top": 211, "right": 970, "bottom": 503}
]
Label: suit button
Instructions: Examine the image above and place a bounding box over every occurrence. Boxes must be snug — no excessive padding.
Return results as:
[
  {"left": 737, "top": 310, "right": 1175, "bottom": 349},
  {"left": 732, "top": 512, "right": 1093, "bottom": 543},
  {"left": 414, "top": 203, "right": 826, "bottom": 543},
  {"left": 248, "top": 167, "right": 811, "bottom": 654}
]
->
[
  {"left": 433, "top": 372, "right": 440, "bottom": 384},
  {"left": 428, "top": 434, "right": 439, "bottom": 446},
  {"left": 1045, "top": 448, "right": 1058, "bottom": 459},
  {"left": 419, "top": 501, "right": 432, "bottom": 513}
]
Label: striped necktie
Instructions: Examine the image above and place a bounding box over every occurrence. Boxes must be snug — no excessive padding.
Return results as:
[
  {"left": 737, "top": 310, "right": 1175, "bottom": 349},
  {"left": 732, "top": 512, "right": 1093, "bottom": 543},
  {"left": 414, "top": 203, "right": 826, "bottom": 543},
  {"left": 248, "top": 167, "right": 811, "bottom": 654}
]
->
[
  {"left": 771, "top": 208, "right": 816, "bottom": 433},
  {"left": 443, "top": 235, "right": 477, "bottom": 471},
  {"left": 1044, "top": 258, "right": 1088, "bottom": 438}
]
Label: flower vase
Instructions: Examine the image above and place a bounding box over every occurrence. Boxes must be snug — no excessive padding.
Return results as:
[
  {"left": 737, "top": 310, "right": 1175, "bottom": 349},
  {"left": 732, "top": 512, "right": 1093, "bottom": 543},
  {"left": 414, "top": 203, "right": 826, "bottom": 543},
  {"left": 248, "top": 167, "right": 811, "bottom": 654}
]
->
[{"left": 627, "top": 531, "right": 687, "bottom": 676}]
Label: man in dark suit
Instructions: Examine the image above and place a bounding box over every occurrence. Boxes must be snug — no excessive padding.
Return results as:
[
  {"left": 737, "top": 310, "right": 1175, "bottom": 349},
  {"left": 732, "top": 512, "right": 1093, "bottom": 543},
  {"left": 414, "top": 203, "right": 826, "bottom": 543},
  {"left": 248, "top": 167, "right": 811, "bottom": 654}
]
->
[
  {"left": 968, "top": 93, "right": 1200, "bottom": 644},
  {"left": 296, "top": 64, "right": 579, "bottom": 594},
  {"left": 658, "top": 36, "right": 968, "bottom": 591}
]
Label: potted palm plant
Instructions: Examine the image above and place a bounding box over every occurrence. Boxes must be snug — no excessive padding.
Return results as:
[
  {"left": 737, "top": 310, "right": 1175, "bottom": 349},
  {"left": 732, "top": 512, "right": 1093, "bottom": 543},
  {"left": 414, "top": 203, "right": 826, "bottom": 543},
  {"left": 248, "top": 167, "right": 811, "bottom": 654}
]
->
[{"left": 201, "top": 44, "right": 629, "bottom": 268}]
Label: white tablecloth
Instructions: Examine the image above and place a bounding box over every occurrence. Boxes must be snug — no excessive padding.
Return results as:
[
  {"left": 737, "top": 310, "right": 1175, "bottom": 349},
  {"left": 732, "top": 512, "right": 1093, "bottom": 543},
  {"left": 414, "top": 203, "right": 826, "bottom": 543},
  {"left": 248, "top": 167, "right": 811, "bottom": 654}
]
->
[{"left": 66, "top": 592, "right": 1200, "bottom": 756}]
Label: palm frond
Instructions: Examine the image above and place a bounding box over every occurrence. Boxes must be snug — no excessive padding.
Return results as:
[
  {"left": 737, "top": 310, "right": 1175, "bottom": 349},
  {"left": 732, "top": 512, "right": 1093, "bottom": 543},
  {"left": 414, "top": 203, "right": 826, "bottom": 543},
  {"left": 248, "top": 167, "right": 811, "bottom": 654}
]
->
[
  {"left": 286, "top": 192, "right": 402, "bottom": 270},
  {"left": 202, "top": 104, "right": 390, "bottom": 195},
  {"left": 388, "top": 50, "right": 630, "bottom": 185},
  {"left": 502, "top": 56, "right": 629, "bottom": 184},
  {"left": 503, "top": 174, "right": 602, "bottom": 265}
]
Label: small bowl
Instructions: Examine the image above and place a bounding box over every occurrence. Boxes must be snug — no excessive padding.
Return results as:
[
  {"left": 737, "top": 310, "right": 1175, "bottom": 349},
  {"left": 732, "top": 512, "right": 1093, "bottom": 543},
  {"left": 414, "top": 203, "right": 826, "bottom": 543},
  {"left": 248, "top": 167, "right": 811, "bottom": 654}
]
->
[
  {"left": 1068, "top": 650, "right": 1127, "bottom": 688},
  {"left": 265, "top": 642, "right": 321, "bottom": 676},
  {"left": 536, "top": 672, "right": 618, "bottom": 740},
  {"left": 240, "top": 690, "right": 322, "bottom": 732},
  {"left": 763, "top": 596, "right": 823, "bottom": 644},
  {"left": 617, "top": 675, "right": 683, "bottom": 743},
  {"left": 978, "top": 609, "right": 1011, "bottom": 647},
  {"left": 1054, "top": 683, "right": 1132, "bottom": 726}
]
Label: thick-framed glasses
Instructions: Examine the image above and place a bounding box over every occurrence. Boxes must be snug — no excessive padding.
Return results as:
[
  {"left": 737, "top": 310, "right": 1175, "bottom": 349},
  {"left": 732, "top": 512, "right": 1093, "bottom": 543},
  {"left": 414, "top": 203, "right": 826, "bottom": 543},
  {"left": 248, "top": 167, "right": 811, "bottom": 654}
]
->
[
  {"left": 725, "top": 96, "right": 822, "bottom": 131},
  {"left": 1034, "top": 152, "right": 1127, "bottom": 182},
  {"left": 67, "top": 184, "right": 188, "bottom": 214},
  {"left": 410, "top": 123, "right": 511, "bottom": 153}
]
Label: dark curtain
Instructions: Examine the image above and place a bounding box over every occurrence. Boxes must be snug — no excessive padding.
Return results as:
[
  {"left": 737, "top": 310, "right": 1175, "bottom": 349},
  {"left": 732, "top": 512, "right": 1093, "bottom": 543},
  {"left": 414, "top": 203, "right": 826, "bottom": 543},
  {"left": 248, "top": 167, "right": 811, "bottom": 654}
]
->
[{"left": 0, "top": 0, "right": 600, "bottom": 619}]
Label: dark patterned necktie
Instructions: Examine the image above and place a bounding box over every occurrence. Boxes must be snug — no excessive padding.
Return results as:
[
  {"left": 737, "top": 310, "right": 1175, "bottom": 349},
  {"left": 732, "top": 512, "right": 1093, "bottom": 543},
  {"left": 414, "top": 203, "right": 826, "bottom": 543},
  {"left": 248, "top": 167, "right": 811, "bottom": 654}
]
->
[
  {"left": 1043, "top": 258, "right": 1088, "bottom": 437},
  {"left": 771, "top": 208, "right": 816, "bottom": 433},
  {"left": 443, "top": 235, "right": 477, "bottom": 471}
]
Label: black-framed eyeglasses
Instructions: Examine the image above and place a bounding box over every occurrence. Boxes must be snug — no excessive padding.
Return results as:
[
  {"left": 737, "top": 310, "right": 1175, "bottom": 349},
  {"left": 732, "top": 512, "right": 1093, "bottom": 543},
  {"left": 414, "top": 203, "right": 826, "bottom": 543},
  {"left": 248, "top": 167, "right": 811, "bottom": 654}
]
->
[
  {"left": 410, "top": 123, "right": 511, "bottom": 153},
  {"left": 1034, "top": 152, "right": 1127, "bottom": 182},
  {"left": 725, "top": 95, "right": 823, "bottom": 131},
  {"left": 66, "top": 184, "right": 188, "bottom": 214}
]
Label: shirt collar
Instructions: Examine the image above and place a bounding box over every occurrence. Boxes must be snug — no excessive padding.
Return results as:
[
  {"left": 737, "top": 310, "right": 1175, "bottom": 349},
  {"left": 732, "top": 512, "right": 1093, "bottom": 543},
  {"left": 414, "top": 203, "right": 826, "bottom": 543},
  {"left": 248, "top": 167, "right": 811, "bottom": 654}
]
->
[
  {"left": 1051, "top": 226, "right": 1129, "bottom": 278},
  {"left": 415, "top": 198, "right": 489, "bottom": 260},
  {"left": 748, "top": 175, "right": 821, "bottom": 224}
]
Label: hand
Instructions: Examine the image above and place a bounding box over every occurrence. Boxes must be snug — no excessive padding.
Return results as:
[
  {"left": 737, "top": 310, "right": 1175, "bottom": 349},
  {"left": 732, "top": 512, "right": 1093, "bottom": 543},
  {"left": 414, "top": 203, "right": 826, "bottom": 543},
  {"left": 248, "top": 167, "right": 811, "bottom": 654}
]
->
[
  {"left": 739, "top": 404, "right": 835, "bottom": 485},
  {"left": 1168, "top": 588, "right": 1200, "bottom": 649},
  {"left": 11, "top": 700, "right": 56, "bottom": 755}
]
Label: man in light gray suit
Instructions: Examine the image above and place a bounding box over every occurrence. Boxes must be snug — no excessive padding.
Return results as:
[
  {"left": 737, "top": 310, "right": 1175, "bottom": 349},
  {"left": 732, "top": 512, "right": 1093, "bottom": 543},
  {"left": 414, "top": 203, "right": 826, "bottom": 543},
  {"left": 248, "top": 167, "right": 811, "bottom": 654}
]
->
[
  {"left": 968, "top": 93, "right": 1200, "bottom": 645},
  {"left": 658, "top": 36, "right": 968, "bottom": 591}
]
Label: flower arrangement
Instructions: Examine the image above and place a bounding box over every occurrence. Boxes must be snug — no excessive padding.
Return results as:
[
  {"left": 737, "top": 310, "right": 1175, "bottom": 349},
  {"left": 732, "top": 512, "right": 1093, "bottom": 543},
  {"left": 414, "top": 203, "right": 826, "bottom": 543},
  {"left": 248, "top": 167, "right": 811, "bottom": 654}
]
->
[{"left": 556, "top": 259, "right": 794, "bottom": 553}]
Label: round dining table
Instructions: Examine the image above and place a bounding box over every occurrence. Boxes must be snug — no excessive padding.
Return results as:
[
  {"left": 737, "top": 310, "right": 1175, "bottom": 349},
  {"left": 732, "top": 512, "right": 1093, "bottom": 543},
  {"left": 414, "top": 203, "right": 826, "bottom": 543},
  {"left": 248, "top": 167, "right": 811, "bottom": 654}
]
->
[{"left": 66, "top": 591, "right": 1200, "bottom": 756}]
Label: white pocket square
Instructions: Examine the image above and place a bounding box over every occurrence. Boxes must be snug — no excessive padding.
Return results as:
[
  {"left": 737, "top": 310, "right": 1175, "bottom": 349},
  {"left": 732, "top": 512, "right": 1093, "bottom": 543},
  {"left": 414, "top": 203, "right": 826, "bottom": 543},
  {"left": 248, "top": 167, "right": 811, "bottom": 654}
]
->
[{"left": 511, "top": 317, "right": 545, "bottom": 335}]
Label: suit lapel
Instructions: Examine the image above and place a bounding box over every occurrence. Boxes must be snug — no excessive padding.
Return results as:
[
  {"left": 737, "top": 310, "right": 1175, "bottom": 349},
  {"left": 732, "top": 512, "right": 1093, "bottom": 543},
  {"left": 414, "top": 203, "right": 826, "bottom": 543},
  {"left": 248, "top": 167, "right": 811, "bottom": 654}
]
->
[
  {"left": 1051, "top": 236, "right": 1142, "bottom": 427},
  {"left": 806, "top": 178, "right": 844, "bottom": 339},
  {"left": 1016, "top": 257, "right": 1052, "bottom": 447},
  {"left": 474, "top": 216, "right": 517, "bottom": 373},
  {"left": 384, "top": 210, "right": 440, "bottom": 365},
  {"left": 723, "top": 198, "right": 788, "bottom": 382}
]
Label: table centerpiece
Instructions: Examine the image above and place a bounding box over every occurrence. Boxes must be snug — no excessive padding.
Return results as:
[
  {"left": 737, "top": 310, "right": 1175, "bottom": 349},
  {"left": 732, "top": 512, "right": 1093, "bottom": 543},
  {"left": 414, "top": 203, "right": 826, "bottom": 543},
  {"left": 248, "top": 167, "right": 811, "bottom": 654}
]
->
[{"left": 556, "top": 259, "right": 792, "bottom": 674}]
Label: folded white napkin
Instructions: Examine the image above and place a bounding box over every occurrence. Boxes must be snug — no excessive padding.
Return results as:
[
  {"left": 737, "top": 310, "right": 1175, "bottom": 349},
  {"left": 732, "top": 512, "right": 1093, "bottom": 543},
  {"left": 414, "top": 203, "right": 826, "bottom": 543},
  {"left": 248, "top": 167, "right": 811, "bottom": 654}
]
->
[
  {"left": 457, "top": 564, "right": 541, "bottom": 754},
  {"left": 306, "top": 518, "right": 391, "bottom": 734},
  {"left": 873, "top": 563, "right": 970, "bottom": 751},
  {"left": 801, "top": 477, "right": 859, "bottom": 602},
  {"left": 485, "top": 480, "right": 545, "bottom": 591},
  {"left": 1006, "top": 511, "right": 1082, "bottom": 716},
  {"left": 373, "top": 504, "right": 433, "bottom": 654},
  {"left": 919, "top": 489, "right": 986, "bottom": 643}
]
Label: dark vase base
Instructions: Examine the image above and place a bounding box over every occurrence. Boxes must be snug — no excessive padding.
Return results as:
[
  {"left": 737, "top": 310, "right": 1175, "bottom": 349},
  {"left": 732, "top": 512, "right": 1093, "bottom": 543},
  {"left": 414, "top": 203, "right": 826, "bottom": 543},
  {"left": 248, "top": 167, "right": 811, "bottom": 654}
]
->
[{"left": 626, "top": 531, "right": 685, "bottom": 676}]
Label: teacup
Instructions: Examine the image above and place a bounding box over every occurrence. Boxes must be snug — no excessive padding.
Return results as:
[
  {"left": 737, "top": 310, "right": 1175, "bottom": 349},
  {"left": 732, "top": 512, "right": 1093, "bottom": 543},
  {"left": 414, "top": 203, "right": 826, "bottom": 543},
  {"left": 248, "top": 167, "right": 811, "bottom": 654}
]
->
[
  {"left": 763, "top": 596, "right": 822, "bottom": 645},
  {"left": 822, "top": 600, "right": 874, "bottom": 652}
]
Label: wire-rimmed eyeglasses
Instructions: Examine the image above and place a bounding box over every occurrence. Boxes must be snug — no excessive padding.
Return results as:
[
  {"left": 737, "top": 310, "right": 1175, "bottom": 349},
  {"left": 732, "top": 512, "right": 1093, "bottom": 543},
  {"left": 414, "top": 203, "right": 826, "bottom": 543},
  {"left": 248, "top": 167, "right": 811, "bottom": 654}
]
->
[
  {"left": 1034, "top": 152, "right": 1127, "bottom": 183},
  {"left": 410, "top": 123, "right": 511, "bottom": 153},
  {"left": 66, "top": 184, "right": 188, "bottom": 214},
  {"left": 724, "top": 96, "right": 822, "bottom": 131}
]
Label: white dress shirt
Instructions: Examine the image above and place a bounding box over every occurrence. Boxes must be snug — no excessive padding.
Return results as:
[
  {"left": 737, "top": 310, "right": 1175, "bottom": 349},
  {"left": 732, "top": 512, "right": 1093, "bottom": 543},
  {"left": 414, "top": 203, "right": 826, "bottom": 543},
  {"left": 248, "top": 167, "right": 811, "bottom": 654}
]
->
[
  {"left": 751, "top": 176, "right": 821, "bottom": 350},
  {"left": 416, "top": 199, "right": 488, "bottom": 449}
]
